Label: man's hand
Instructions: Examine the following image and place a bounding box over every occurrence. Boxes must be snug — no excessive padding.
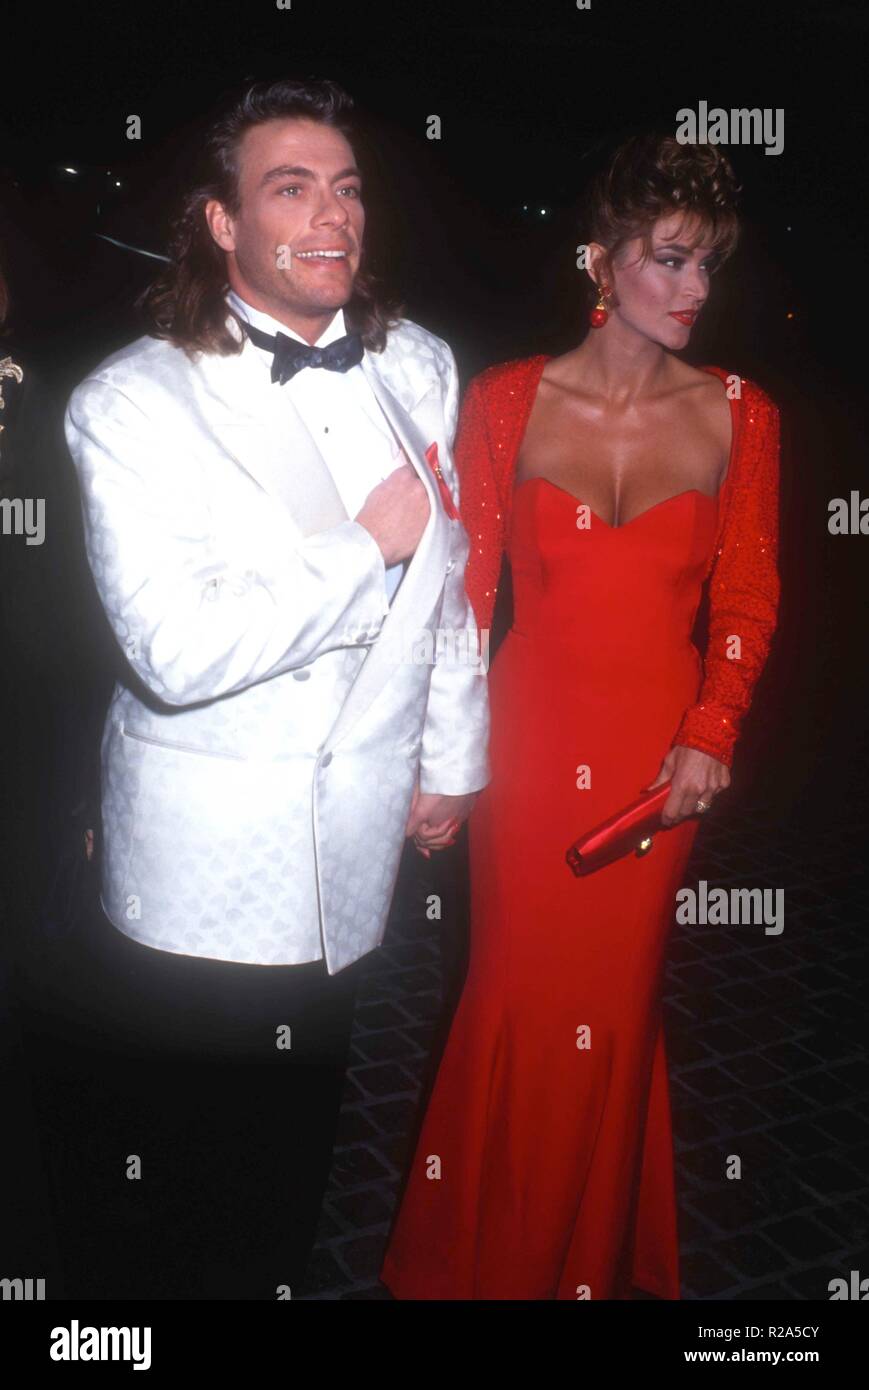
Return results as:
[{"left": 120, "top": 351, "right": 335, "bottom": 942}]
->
[
  {"left": 643, "top": 744, "right": 730, "bottom": 828},
  {"left": 405, "top": 780, "right": 479, "bottom": 858},
  {"left": 355, "top": 460, "right": 431, "bottom": 567}
]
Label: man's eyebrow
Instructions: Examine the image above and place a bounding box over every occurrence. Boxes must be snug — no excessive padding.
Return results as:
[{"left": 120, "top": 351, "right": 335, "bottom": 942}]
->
[{"left": 260, "top": 164, "right": 362, "bottom": 186}]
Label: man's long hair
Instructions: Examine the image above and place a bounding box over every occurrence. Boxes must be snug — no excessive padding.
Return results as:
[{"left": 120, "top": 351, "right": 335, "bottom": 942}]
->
[{"left": 140, "top": 78, "right": 402, "bottom": 356}]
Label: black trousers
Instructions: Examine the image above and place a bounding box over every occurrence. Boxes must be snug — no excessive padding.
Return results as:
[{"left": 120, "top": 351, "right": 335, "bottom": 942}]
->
[{"left": 16, "top": 903, "right": 362, "bottom": 1300}]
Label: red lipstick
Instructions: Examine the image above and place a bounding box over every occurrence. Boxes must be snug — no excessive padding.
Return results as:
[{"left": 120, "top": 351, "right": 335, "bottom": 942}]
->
[{"left": 668, "top": 310, "right": 697, "bottom": 326}]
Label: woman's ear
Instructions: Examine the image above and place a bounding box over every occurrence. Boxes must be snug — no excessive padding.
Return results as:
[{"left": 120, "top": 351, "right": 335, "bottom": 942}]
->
[{"left": 585, "top": 242, "right": 610, "bottom": 293}]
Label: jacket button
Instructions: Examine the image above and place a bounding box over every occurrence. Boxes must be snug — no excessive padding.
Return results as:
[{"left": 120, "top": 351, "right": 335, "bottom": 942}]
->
[
  {"left": 321, "top": 751, "right": 333, "bottom": 767},
  {"left": 293, "top": 669, "right": 311, "bottom": 681},
  {"left": 446, "top": 558, "right": 455, "bottom": 573}
]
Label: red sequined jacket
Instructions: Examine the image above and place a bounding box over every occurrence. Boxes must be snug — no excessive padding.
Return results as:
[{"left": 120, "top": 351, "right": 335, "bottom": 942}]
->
[{"left": 454, "top": 356, "right": 780, "bottom": 769}]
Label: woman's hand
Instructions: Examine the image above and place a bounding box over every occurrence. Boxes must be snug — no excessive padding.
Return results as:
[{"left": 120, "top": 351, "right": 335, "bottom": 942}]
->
[{"left": 643, "top": 745, "right": 730, "bottom": 828}]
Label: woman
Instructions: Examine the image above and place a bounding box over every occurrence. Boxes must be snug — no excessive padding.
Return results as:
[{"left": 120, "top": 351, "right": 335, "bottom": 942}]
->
[{"left": 381, "top": 134, "right": 780, "bottom": 1300}]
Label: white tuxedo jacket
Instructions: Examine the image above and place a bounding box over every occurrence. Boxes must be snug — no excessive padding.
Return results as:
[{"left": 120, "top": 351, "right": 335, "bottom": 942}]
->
[{"left": 65, "top": 315, "right": 491, "bottom": 972}]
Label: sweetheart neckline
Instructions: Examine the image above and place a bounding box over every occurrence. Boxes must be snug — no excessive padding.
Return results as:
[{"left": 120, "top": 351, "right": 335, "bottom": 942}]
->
[{"left": 513, "top": 475, "right": 720, "bottom": 531}]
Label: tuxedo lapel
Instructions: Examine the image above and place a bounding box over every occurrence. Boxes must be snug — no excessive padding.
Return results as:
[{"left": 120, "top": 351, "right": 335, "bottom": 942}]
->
[
  {"left": 359, "top": 353, "right": 450, "bottom": 621},
  {"left": 322, "top": 353, "right": 451, "bottom": 752}
]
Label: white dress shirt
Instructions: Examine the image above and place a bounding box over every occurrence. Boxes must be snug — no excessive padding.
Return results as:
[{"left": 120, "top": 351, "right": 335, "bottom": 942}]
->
[{"left": 226, "top": 289, "right": 406, "bottom": 602}]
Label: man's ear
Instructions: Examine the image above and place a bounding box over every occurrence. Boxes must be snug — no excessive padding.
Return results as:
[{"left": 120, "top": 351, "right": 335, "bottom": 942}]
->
[{"left": 205, "top": 199, "right": 236, "bottom": 253}]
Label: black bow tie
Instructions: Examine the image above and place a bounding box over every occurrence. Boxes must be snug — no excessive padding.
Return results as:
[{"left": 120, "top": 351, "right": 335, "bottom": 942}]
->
[{"left": 243, "top": 320, "right": 364, "bottom": 384}]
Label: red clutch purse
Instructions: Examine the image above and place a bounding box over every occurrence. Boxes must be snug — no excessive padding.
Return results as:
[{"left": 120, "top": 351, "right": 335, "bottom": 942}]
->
[{"left": 566, "top": 781, "right": 673, "bottom": 877}]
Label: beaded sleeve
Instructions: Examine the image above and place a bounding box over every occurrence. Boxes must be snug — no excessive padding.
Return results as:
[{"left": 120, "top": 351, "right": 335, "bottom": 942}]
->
[
  {"left": 456, "top": 357, "right": 548, "bottom": 634},
  {"left": 673, "top": 382, "right": 781, "bottom": 768},
  {"left": 454, "top": 369, "right": 512, "bottom": 637}
]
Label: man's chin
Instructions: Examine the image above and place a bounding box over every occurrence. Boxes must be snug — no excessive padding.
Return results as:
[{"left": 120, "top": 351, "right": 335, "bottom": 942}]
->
[{"left": 277, "top": 277, "right": 357, "bottom": 314}]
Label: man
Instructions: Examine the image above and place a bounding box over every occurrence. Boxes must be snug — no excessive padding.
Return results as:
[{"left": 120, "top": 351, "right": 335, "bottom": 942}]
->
[{"left": 61, "top": 77, "right": 490, "bottom": 1299}]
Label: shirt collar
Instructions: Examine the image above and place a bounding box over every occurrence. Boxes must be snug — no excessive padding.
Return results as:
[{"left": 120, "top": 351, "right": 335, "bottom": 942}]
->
[{"left": 226, "top": 289, "right": 348, "bottom": 351}]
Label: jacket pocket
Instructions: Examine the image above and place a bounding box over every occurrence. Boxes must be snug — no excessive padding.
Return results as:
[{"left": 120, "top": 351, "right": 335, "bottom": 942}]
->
[{"left": 120, "top": 722, "right": 246, "bottom": 762}]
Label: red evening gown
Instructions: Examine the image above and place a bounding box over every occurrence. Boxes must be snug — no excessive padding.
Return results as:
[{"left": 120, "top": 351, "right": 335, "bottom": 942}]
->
[{"left": 380, "top": 358, "right": 780, "bottom": 1300}]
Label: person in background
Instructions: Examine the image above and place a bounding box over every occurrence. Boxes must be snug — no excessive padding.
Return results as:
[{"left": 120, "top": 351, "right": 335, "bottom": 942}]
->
[{"left": 0, "top": 249, "right": 70, "bottom": 1292}]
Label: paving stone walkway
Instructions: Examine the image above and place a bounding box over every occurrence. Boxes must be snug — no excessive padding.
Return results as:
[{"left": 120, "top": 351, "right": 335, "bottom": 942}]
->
[{"left": 300, "top": 775, "right": 869, "bottom": 1301}]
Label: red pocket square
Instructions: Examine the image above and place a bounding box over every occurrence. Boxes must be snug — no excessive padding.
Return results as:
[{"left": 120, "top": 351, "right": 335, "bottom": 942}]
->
[{"left": 424, "top": 442, "right": 459, "bottom": 520}]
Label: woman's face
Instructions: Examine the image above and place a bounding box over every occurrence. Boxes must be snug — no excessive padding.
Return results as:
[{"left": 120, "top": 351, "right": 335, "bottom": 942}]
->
[{"left": 602, "top": 213, "right": 720, "bottom": 349}]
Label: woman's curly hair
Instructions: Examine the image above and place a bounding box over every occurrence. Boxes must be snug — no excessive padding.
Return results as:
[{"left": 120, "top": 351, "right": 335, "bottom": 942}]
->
[
  {"left": 584, "top": 132, "right": 742, "bottom": 275},
  {"left": 140, "top": 77, "right": 402, "bottom": 357}
]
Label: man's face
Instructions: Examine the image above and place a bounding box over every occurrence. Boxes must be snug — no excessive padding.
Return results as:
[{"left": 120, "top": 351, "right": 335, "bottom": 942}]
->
[{"left": 207, "top": 117, "right": 365, "bottom": 338}]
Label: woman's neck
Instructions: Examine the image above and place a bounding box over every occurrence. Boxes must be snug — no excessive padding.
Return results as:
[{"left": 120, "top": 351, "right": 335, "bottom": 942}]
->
[{"left": 568, "top": 320, "right": 674, "bottom": 405}]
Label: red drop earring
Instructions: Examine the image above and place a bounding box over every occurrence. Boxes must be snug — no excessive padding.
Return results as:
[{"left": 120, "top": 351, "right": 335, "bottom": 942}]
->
[{"left": 590, "top": 282, "right": 610, "bottom": 328}]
